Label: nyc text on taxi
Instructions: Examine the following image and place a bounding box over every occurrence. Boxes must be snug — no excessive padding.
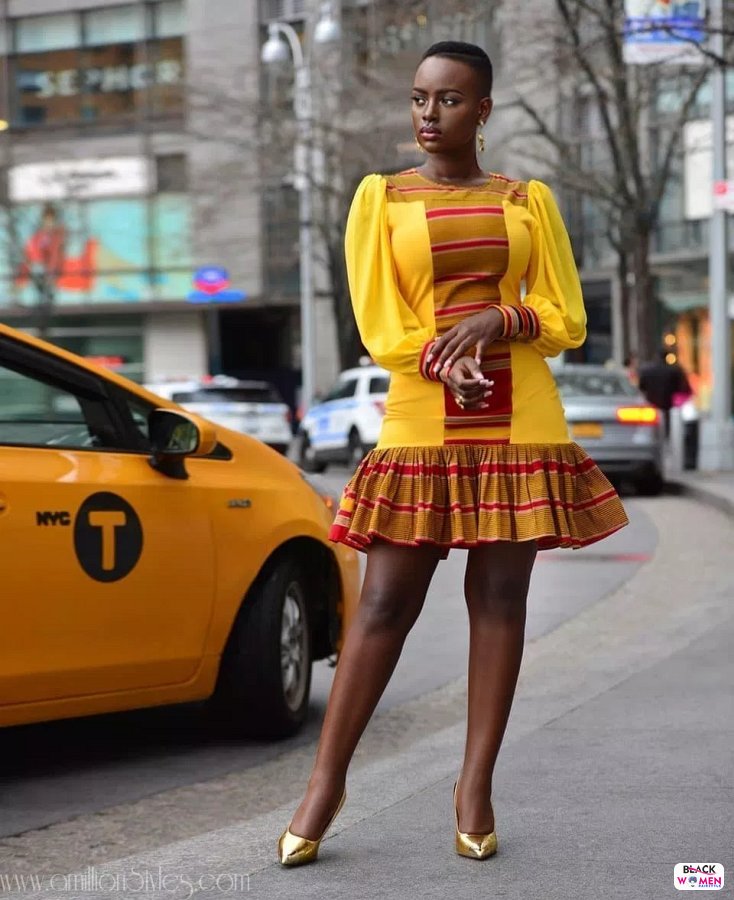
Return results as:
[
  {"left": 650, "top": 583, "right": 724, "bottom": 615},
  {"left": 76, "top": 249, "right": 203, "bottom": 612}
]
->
[{"left": 0, "top": 324, "right": 359, "bottom": 738}]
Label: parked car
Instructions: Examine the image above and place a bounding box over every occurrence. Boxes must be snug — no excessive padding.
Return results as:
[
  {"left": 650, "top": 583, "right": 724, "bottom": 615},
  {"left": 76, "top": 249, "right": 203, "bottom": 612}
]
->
[
  {"left": 0, "top": 324, "right": 359, "bottom": 737},
  {"left": 297, "top": 364, "right": 390, "bottom": 471},
  {"left": 146, "top": 375, "right": 293, "bottom": 454},
  {"left": 554, "top": 365, "right": 665, "bottom": 495}
]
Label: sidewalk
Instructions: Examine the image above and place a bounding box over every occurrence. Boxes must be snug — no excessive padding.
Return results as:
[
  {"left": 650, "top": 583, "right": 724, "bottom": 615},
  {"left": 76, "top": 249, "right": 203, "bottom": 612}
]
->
[
  {"left": 670, "top": 468, "right": 734, "bottom": 518},
  {"left": 8, "top": 493, "right": 733, "bottom": 900}
]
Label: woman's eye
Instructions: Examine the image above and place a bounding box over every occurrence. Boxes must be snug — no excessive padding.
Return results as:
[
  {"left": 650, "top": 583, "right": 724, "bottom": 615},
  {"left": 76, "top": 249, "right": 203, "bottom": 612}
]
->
[
  {"left": 442, "top": 97, "right": 458, "bottom": 106},
  {"left": 411, "top": 96, "right": 425, "bottom": 105}
]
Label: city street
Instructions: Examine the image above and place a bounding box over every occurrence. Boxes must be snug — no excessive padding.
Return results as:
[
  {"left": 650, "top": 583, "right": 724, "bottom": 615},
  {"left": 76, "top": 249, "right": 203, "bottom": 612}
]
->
[
  {"left": 0, "top": 0, "right": 731, "bottom": 897},
  {"left": 2, "top": 473, "right": 731, "bottom": 899}
]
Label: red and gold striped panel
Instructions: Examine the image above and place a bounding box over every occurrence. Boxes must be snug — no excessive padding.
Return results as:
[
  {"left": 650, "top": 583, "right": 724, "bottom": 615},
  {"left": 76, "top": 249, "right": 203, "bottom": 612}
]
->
[
  {"left": 385, "top": 170, "right": 532, "bottom": 441},
  {"left": 328, "top": 443, "right": 629, "bottom": 554},
  {"left": 443, "top": 352, "right": 512, "bottom": 433}
]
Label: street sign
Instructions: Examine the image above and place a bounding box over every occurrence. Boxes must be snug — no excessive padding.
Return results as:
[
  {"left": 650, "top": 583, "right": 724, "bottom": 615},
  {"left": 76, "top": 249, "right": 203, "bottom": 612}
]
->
[
  {"left": 623, "top": 1, "right": 707, "bottom": 65},
  {"left": 713, "top": 180, "right": 734, "bottom": 213},
  {"left": 187, "top": 266, "right": 247, "bottom": 303}
]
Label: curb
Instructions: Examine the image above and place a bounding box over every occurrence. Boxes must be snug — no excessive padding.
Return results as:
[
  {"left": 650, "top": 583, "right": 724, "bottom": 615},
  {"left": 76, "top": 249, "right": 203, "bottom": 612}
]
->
[{"left": 667, "top": 476, "right": 734, "bottom": 519}]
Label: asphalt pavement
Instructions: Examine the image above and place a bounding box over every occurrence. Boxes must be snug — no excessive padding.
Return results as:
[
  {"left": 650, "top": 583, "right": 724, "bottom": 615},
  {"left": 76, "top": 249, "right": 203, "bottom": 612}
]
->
[
  {"left": 3, "top": 482, "right": 731, "bottom": 900},
  {"left": 1, "top": 476, "right": 656, "bottom": 842}
]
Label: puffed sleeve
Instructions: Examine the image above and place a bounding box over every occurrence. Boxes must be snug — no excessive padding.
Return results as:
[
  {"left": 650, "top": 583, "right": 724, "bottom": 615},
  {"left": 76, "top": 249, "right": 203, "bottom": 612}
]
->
[
  {"left": 345, "top": 174, "right": 442, "bottom": 380},
  {"left": 509, "top": 179, "right": 587, "bottom": 358}
]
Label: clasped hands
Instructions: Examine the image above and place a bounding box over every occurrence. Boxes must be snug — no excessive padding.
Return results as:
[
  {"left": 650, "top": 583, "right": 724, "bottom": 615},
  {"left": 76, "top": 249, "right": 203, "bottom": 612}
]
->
[{"left": 427, "top": 307, "right": 504, "bottom": 410}]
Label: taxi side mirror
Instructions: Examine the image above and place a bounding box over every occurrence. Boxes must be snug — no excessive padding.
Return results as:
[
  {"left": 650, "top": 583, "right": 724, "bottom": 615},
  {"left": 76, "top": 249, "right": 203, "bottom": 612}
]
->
[{"left": 148, "top": 409, "right": 217, "bottom": 479}]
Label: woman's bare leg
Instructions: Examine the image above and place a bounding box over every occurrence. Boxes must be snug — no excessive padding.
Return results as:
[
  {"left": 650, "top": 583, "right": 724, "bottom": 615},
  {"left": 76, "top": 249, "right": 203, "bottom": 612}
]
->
[
  {"left": 455, "top": 540, "right": 537, "bottom": 833},
  {"left": 287, "top": 540, "right": 443, "bottom": 839}
]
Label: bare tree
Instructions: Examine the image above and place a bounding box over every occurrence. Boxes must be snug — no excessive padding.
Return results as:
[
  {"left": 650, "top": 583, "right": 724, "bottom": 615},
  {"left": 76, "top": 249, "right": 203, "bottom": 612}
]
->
[
  {"left": 500, "top": 0, "right": 732, "bottom": 362},
  {"left": 257, "top": 0, "right": 502, "bottom": 371}
]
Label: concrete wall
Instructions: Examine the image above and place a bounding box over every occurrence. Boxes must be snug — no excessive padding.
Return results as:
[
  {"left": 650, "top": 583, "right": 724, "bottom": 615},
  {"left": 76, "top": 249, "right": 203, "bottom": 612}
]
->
[
  {"left": 143, "top": 310, "right": 207, "bottom": 381},
  {"left": 186, "top": 0, "right": 263, "bottom": 301}
]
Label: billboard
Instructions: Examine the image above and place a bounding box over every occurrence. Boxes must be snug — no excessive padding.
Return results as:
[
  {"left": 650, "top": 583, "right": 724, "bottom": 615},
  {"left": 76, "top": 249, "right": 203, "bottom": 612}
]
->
[
  {"left": 1, "top": 195, "right": 192, "bottom": 306},
  {"left": 9, "top": 157, "right": 153, "bottom": 202},
  {"left": 623, "top": 1, "right": 707, "bottom": 65}
]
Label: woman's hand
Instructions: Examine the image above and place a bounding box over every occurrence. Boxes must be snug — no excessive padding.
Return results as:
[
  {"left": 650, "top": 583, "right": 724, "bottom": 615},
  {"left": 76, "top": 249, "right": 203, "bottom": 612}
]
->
[
  {"left": 440, "top": 357, "right": 494, "bottom": 410},
  {"left": 428, "top": 307, "right": 504, "bottom": 372}
]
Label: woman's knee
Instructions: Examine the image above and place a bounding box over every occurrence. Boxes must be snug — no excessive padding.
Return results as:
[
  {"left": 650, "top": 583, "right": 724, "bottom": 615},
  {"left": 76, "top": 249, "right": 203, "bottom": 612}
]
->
[
  {"left": 464, "top": 543, "right": 536, "bottom": 619},
  {"left": 465, "top": 571, "right": 530, "bottom": 620},
  {"left": 356, "top": 585, "right": 420, "bottom": 635}
]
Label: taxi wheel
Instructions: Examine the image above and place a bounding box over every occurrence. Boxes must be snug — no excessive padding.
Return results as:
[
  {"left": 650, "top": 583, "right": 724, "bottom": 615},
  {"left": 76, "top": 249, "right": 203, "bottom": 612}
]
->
[
  {"left": 212, "top": 556, "right": 313, "bottom": 738},
  {"left": 298, "top": 432, "right": 327, "bottom": 474}
]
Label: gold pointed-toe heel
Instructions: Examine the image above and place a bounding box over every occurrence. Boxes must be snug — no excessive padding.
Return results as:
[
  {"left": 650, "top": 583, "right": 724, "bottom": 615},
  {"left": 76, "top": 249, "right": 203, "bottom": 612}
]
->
[
  {"left": 453, "top": 780, "right": 498, "bottom": 860},
  {"left": 277, "top": 787, "right": 347, "bottom": 867}
]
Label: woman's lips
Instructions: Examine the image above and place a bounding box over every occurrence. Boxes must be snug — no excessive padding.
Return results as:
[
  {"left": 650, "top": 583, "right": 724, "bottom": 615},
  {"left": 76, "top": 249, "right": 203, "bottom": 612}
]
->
[{"left": 419, "top": 129, "right": 442, "bottom": 141}]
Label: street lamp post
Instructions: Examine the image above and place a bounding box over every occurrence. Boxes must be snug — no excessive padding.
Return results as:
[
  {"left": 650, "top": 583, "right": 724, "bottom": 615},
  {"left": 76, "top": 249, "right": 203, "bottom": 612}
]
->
[
  {"left": 261, "top": 5, "right": 341, "bottom": 417},
  {"left": 700, "top": 0, "right": 734, "bottom": 470}
]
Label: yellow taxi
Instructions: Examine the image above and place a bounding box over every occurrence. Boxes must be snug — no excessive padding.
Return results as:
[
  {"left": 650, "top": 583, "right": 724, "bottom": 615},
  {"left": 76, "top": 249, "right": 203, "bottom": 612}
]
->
[{"left": 0, "top": 323, "right": 360, "bottom": 738}]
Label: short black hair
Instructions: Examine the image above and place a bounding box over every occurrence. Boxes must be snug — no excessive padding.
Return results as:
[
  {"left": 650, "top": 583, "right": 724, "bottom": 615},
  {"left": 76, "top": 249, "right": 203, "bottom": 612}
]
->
[{"left": 420, "top": 41, "right": 493, "bottom": 97}]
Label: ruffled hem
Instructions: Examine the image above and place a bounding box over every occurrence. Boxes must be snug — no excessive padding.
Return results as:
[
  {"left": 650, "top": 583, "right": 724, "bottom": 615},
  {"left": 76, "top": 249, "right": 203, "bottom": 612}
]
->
[{"left": 328, "top": 442, "right": 629, "bottom": 555}]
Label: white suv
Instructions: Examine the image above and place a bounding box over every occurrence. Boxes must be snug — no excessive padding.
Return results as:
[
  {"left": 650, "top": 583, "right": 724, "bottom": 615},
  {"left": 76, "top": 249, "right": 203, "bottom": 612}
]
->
[
  {"left": 298, "top": 364, "right": 389, "bottom": 471},
  {"left": 145, "top": 375, "right": 293, "bottom": 453}
]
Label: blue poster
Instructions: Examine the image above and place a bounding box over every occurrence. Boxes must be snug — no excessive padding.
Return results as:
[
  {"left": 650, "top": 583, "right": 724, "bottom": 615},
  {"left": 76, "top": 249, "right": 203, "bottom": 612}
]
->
[{"left": 623, "top": 1, "right": 707, "bottom": 65}]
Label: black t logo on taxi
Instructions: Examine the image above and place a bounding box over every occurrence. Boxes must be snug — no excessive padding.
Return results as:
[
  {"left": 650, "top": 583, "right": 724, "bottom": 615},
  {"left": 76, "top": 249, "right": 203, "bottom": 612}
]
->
[{"left": 74, "top": 492, "right": 143, "bottom": 582}]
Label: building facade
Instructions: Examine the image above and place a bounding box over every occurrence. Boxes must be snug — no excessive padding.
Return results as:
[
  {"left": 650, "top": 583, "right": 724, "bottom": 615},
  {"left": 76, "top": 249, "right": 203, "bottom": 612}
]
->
[
  {"left": 0, "top": 0, "right": 307, "bottom": 406},
  {"left": 570, "top": 72, "right": 734, "bottom": 393},
  {"left": 11, "top": 1, "right": 718, "bottom": 409},
  {"left": 0, "top": 0, "right": 507, "bottom": 411}
]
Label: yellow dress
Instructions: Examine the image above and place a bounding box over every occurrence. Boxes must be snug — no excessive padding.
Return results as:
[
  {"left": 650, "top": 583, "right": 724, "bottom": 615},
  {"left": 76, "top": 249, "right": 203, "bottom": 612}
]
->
[{"left": 328, "top": 169, "right": 628, "bottom": 554}]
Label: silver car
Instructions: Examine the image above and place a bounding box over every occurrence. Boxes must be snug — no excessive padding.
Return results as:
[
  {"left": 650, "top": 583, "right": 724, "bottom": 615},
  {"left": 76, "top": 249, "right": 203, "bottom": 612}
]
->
[{"left": 554, "top": 365, "right": 665, "bottom": 495}]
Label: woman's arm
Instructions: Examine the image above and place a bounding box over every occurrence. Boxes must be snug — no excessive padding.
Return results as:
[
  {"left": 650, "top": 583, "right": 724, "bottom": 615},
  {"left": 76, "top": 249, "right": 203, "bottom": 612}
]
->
[
  {"left": 519, "top": 179, "right": 587, "bottom": 357},
  {"left": 345, "top": 174, "right": 440, "bottom": 380}
]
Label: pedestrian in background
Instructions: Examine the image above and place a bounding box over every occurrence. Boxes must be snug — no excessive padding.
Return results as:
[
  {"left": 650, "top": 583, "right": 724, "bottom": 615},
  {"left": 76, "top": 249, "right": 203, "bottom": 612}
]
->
[
  {"left": 638, "top": 349, "right": 693, "bottom": 435},
  {"left": 277, "top": 40, "right": 628, "bottom": 868}
]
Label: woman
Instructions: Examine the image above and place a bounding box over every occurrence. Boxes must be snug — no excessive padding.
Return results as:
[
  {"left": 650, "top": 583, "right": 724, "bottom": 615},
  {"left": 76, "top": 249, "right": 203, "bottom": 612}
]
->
[{"left": 278, "top": 40, "right": 628, "bottom": 866}]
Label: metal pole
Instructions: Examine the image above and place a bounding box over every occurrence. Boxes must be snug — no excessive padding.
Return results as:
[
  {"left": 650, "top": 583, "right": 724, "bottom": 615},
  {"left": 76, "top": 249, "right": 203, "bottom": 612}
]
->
[
  {"left": 700, "top": 0, "right": 734, "bottom": 469},
  {"left": 296, "top": 64, "right": 315, "bottom": 415},
  {"left": 269, "top": 21, "right": 315, "bottom": 416}
]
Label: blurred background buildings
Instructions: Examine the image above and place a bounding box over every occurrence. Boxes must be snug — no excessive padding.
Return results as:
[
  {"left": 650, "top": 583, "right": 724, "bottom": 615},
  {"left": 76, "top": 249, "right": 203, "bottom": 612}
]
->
[{"left": 0, "top": 0, "right": 730, "bottom": 414}]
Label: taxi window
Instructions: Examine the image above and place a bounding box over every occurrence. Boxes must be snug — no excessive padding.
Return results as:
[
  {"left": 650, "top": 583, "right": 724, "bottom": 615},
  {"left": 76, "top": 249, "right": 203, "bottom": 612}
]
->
[
  {"left": 0, "top": 365, "right": 116, "bottom": 449},
  {"left": 122, "top": 394, "right": 154, "bottom": 442}
]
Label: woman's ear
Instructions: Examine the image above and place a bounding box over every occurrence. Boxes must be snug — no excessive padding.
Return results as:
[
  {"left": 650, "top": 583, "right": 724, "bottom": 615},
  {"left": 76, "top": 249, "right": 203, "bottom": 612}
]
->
[{"left": 480, "top": 97, "right": 494, "bottom": 125}]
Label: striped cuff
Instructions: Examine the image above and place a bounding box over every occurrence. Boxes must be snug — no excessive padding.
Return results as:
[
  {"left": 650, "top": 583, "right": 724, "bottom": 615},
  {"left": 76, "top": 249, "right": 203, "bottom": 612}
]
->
[
  {"left": 419, "top": 340, "right": 444, "bottom": 382},
  {"left": 497, "top": 304, "right": 541, "bottom": 341}
]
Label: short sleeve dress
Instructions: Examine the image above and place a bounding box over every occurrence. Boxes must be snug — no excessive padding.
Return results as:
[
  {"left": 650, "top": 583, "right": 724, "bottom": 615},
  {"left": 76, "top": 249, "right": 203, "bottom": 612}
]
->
[{"left": 328, "top": 168, "right": 629, "bottom": 556}]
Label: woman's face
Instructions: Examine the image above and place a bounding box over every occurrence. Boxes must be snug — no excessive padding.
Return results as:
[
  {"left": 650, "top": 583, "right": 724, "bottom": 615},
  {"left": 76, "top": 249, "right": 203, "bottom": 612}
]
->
[{"left": 411, "top": 55, "right": 492, "bottom": 155}]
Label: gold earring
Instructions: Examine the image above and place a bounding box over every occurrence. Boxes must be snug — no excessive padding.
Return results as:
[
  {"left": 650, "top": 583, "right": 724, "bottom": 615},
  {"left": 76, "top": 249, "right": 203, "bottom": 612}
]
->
[
  {"left": 477, "top": 125, "right": 485, "bottom": 153},
  {"left": 415, "top": 137, "right": 425, "bottom": 153}
]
